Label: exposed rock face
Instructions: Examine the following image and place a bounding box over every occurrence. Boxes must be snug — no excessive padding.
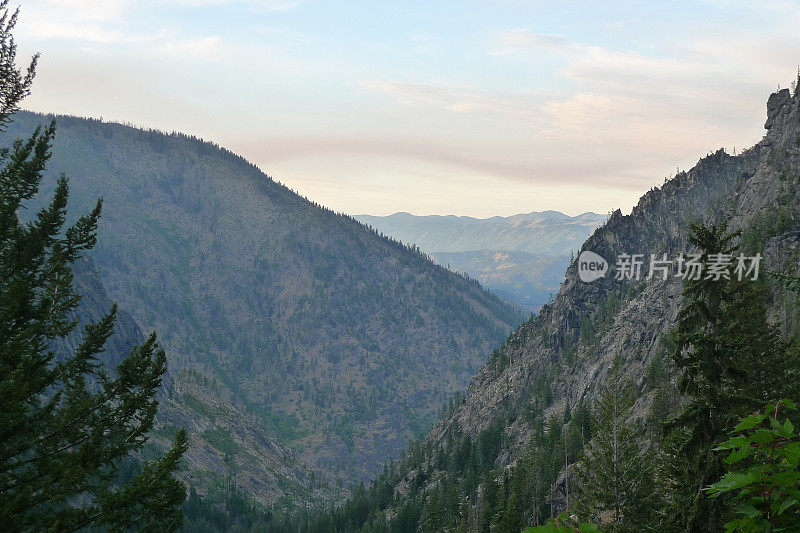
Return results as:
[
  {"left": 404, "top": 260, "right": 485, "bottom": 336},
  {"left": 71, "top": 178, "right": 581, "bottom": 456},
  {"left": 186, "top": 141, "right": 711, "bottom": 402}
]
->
[
  {"left": 440, "top": 148, "right": 754, "bottom": 441},
  {"left": 54, "top": 257, "right": 144, "bottom": 370},
  {"left": 765, "top": 88, "right": 794, "bottom": 139},
  {"left": 383, "top": 85, "right": 800, "bottom": 520}
]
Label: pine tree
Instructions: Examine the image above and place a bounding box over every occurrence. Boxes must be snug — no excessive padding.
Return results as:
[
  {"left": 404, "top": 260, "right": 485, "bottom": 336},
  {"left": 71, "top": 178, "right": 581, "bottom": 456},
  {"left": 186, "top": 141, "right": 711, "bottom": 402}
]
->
[
  {"left": 573, "top": 360, "right": 658, "bottom": 531},
  {"left": 724, "top": 278, "right": 799, "bottom": 405},
  {"left": 420, "top": 484, "right": 445, "bottom": 532},
  {"left": 0, "top": 2, "right": 187, "bottom": 530},
  {"left": 660, "top": 222, "right": 797, "bottom": 532},
  {"left": 662, "top": 224, "right": 741, "bottom": 531}
]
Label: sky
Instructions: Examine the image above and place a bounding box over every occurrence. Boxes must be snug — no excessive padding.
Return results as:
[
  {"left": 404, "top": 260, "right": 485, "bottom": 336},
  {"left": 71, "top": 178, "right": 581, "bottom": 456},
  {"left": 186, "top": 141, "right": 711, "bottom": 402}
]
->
[{"left": 14, "top": 0, "right": 800, "bottom": 217}]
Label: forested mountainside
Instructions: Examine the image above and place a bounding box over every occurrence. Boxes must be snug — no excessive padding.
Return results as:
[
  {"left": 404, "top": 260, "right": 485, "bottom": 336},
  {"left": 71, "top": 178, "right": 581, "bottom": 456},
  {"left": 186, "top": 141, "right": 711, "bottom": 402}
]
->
[
  {"left": 310, "top": 87, "right": 800, "bottom": 530},
  {"left": 7, "top": 111, "right": 524, "bottom": 510},
  {"left": 65, "top": 254, "right": 331, "bottom": 516},
  {"left": 355, "top": 212, "right": 605, "bottom": 310},
  {"left": 424, "top": 251, "right": 570, "bottom": 312}
]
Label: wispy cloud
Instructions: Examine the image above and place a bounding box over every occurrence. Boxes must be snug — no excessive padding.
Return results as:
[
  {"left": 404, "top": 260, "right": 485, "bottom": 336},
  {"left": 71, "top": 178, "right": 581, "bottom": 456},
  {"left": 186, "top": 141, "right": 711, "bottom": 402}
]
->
[
  {"left": 19, "top": 0, "right": 169, "bottom": 44},
  {"left": 238, "top": 134, "right": 650, "bottom": 189},
  {"left": 361, "top": 80, "right": 537, "bottom": 118},
  {"left": 170, "top": 0, "right": 304, "bottom": 10},
  {"left": 488, "top": 29, "right": 575, "bottom": 55},
  {"left": 162, "top": 36, "right": 222, "bottom": 57},
  {"left": 45, "top": 0, "right": 132, "bottom": 21},
  {"left": 17, "top": 0, "right": 800, "bottom": 216},
  {"left": 27, "top": 21, "right": 165, "bottom": 43}
]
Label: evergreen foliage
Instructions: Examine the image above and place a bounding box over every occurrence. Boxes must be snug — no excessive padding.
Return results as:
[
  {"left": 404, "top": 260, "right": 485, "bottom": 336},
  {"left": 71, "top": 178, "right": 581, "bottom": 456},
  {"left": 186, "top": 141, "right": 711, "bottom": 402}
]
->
[
  {"left": 573, "top": 360, "right": 659, "bottom": 531},
  {"left": 0, "top": 3, "right": 187, "bottom": 529},
  {"left": 303, "top": 219, "right": 800, "bottom": 533},
  {"left": 660, "top": 223, "right": 799, "bottom": 531},
  {"left": 0, "top": 106, "right": 525, "bottom": 490}
]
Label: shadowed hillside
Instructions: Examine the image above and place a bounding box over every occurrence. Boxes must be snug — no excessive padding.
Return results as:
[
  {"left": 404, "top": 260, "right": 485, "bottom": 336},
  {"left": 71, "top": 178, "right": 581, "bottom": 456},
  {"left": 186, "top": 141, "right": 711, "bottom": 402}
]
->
[{"left": 7, "top": 110, "right": 524, "bottom": 510}]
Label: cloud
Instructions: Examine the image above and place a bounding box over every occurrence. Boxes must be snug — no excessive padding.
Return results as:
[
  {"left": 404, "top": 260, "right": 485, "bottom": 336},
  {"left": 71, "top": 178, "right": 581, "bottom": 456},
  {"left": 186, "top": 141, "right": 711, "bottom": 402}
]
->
[
  {"left": 539, "top": 93, "right": 616, "bottom": 130},
  {"left": 236, "top": 135, "right": 650, "bottom": 189},
  {"left": 306, "top": 21, "right": 795, "bottom": 199},
  {"left": 488, "top": 27, "right": 798, "bottom": 103},
  {"left": 162, "top": 36, "right": 222, "bottom": 57},
  {"left": 488, "top": 29, "right": 575, "bottom": 55},
  {"left": 485, "top": 27, "right": 797, "bottom": 140},
  {"left": 19, "top": 0, "right": 800, "bottom": 217},
  {"left": 19, "top": 0, "right": 302, "bottom": 45},
  {"left": 361, "top": 80, "right": 537, "bottom": 119},
  {"left": 236, "top": 136, "right": 644, "bottom": 217},
  {"left": 26, "top": 21, "right": 164, "bottom": 43},
  {"left": 170, "top": 0, "right": 304, "bottom": 9},
  {"left": 45, "top": 0, "right": 131, "bottom": 21},
  {"left": 19, "top": 0, "right": 162, "bottom": 43}
]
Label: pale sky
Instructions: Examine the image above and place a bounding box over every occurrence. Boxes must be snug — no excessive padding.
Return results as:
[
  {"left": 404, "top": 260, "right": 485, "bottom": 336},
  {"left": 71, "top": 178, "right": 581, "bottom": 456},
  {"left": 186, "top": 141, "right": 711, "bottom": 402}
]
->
[{"left": 15, "top": 0, "right": 800, "bottom": 217}]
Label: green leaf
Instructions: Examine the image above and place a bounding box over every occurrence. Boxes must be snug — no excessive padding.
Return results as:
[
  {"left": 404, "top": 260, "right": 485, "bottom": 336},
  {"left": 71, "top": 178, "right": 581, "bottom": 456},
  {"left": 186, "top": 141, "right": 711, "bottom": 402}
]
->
[
  {"left": 783, "top": 443, "right": 800, "bottom": 466},
  {"left": 776, "top": 496, "right": 798, "bottom": 515},
  {"left": 724, "top": 445, "right": 751, "bottom": 464},
  {"left": 709, "top": 472, "right": 760, "bottom": 493},
  {"left": 735, "top": 414, "right": 766, "bottom": 431},
  {"left": 770, "top": 470, "right": 800, "bottom": 487},
  {"left": 723, "top": 519, "right": 741, "bottom": 533},
  {"left": 736, "top": 503, "right": 762, "bottom": 519},
  {"left": 752, "top": 428, "right": 775, "bottom": 445},
  {"left": 716, "top": 436, "right": 750, "bottom": 450}
]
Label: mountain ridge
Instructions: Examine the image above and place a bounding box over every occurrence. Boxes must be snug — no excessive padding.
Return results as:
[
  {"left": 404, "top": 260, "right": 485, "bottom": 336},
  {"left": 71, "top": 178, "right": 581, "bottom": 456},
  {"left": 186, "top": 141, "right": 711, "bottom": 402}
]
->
[
  {"left": 7, "top": 109, "right": 524, "bottom": 510},
  {"left": 359, "top": 210, "right": 604, "bottom": 222}
]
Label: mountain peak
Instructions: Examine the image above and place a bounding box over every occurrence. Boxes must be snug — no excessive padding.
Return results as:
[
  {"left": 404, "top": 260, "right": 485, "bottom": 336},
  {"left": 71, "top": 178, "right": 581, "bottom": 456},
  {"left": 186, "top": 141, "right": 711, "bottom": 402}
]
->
[{"left": 764, "top": 85, "right": 799, "bottom": 146}]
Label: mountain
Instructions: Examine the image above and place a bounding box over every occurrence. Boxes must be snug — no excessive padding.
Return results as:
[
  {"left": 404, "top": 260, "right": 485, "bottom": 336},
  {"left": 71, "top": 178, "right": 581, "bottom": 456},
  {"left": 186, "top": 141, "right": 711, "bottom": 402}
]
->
[
  {"left": 8, "top": 111, "right": 524, "bottom": 510},
  {"left": 55, "top": 257, "right": 145, "bottom": 370},
  {"left": 426, "top": 250, "right": 568, "bottom": 311},
  {"left": 354, "top": 211, "right": 606, "bottom": 256},
  {"left": 314, "top": 87, "right": 800, "bottom": 529},
  {"left": 354, "top": 211, "right": 606, "bottom": 310},
  {"left": 61, "top": 253, "right": 331, "bottom": 515}
]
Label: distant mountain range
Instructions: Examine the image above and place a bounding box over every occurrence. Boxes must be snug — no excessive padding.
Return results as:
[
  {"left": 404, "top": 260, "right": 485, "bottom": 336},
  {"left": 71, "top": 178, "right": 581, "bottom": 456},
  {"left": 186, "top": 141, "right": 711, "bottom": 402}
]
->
[
  {"left": 8, "top": 111, "right": 524, "bottom": 511},
  {"left": 355, "top": 211, "right": 606, "bottom": 310}
]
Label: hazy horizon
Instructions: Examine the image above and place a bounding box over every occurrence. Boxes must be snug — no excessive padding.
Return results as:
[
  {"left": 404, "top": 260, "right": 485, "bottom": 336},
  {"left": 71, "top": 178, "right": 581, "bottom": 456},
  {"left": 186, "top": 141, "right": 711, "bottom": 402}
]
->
[
  {"left": 16, "top": 0, "right": 800, "bottom": 217},
  {"left": 354, "top": 209, "right": 607, "bottom": 218}
]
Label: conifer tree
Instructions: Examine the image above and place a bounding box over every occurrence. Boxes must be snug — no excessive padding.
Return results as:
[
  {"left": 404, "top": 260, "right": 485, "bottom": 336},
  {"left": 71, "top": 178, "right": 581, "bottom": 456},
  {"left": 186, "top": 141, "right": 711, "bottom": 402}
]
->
[
  {"left": 573, "top": 360, "right": 658, "bottom": 531},
  {"left": 661, "top": 222, "right": 797, "bottom": 532},
  {"left": 662, "top": 223, "right": 741, "bottom": 531},
  {"left": 0, "top": 2, "right": 187, "bottom": 530}
]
